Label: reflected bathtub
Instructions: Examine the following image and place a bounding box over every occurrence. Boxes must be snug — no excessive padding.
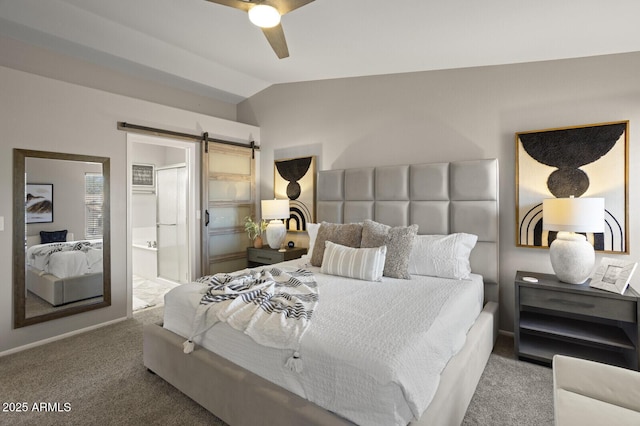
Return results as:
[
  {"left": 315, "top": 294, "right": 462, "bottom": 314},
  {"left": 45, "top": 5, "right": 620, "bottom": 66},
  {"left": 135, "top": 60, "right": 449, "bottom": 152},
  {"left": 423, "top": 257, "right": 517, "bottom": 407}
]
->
[{"left": 132, "top": 242, "right": 157, "bottom": 280}]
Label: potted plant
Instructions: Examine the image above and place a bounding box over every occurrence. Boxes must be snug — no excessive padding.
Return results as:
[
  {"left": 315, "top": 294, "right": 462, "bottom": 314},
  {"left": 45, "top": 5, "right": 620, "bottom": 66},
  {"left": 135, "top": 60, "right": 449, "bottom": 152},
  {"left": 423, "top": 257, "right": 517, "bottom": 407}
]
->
[{"left": 244, "top": 216, "right": 267, "bottom": 248}]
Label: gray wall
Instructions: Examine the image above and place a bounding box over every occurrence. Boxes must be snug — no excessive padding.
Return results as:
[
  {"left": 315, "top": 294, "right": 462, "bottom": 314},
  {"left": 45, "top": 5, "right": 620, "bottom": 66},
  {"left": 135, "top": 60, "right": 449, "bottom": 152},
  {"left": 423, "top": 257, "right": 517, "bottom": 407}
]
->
[
  {"left": 0, "top": 65, "right": 259, "bottom": 353},
  {"left": 238, "top": 52, "right": 640, "bottom": 332},
  {"left": 26, "top": 157, "right": 102, "bottom": 240},
  {"left": 2, "top": 27, "right": 639, "bottom": 344},
  {"left": 0, "top": 35, "right": 237, "bottom": 121}
]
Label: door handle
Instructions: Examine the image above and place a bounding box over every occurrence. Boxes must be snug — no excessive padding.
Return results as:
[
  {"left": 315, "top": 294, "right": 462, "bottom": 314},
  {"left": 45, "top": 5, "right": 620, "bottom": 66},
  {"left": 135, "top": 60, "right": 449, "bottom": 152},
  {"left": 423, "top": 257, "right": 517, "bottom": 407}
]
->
[{"left": 205, "top": 210, "right": 210, "bottom": 227}]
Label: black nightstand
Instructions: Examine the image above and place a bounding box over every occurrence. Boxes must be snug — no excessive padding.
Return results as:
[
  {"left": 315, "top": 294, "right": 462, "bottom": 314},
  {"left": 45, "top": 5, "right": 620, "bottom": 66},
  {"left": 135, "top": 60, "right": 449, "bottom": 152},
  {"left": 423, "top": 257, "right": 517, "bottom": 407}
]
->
[
  {"left": 514, "top": 270, "right": 640, "bottom": 370},
  {"left": 247, "top": 246, "right": 307, "bottom": 267}
]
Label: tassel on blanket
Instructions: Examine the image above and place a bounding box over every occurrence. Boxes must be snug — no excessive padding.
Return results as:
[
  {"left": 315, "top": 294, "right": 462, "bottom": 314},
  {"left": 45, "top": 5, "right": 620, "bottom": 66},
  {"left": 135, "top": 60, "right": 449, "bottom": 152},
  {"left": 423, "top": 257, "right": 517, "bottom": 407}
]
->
[
  {"left": 183, "top": 340, "right": 195, "bottom": 354},
  {"left": 285, "top": 351, "right": 303, "bottom": 373}
]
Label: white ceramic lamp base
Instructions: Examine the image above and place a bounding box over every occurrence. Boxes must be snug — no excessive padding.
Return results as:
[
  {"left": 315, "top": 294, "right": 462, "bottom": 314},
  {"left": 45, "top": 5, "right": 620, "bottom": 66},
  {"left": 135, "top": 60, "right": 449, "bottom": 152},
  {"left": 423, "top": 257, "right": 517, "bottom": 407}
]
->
[
  {"left": 266, "top": 220, "right": 286, "bottom": 250},
  {"left": 549, "top": 232, "right": 595, "bottom": 284}
]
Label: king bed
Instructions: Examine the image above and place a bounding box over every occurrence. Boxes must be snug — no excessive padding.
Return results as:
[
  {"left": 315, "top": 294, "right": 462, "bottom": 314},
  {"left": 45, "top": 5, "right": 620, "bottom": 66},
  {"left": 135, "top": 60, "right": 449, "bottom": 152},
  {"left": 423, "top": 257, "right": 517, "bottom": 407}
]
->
[{"left": 143, "top": 158, "right": 499, "bottom": 425}]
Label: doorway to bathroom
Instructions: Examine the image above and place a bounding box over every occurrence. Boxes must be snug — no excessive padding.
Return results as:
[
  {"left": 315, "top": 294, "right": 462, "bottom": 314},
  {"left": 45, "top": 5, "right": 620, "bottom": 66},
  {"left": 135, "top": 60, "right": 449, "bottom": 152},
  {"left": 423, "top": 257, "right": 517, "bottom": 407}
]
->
[{"left": 127, "top": 134, "right": 199, "bottom": 313}]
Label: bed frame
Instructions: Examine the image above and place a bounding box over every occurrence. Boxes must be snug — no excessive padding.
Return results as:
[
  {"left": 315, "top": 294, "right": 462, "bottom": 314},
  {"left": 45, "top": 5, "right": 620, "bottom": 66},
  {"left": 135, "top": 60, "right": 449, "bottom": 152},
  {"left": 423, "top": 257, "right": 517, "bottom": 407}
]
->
[
  {"left": 26, "top": 266, "right": 103, "bottom": 306},
  {"left": 144, "top": 158, "right": 499, "bottom": 425}
]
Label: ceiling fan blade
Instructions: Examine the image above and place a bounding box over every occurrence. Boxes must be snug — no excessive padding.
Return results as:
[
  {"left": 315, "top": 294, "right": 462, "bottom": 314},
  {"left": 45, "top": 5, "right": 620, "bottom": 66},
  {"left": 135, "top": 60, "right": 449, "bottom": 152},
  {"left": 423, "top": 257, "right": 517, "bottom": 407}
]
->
[
  {"left": 204, "top": 0, "right": 253, "bottom": 12},
  {"left": 266, "top": 0, "right": 314, "bottom": 15},
  {"left": 261, "top": 24, "right": 289, "bottom": 59}
]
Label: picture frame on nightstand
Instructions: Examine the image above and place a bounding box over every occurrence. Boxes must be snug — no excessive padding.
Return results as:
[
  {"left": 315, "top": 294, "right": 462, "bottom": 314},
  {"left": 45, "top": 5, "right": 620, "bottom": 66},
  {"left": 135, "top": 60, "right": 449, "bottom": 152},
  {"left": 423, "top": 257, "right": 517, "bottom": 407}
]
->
[{"left": 590, "top": 257, "right": 638, "bottom": 295}]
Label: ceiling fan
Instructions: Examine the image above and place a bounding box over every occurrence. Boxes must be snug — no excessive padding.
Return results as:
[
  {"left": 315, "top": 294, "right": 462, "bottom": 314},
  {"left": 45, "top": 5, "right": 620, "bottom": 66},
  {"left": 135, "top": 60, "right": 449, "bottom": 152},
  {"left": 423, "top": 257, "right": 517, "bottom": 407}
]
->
[{"left": 205, "top": 0, "right": 315, "bottom": 59}]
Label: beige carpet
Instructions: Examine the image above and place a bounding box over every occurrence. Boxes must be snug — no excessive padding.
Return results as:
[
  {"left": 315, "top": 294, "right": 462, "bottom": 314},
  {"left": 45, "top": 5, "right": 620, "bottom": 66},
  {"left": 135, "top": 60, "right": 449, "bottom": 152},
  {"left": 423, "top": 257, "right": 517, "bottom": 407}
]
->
[
  {"left": 0, "top": 308, "right": 553, "bottom": 425},
  {"left": 463, "top": 333, "right": 554, "bottom": 425},
  {"left": 1, "top": 308, "right": 223, "bottom": 426}
]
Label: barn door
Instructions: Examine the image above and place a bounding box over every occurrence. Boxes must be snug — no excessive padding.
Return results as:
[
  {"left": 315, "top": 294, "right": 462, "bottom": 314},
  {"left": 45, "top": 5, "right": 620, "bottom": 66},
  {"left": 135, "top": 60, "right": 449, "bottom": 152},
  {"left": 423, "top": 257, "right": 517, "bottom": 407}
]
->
[{"left": 202, "top": 141, "right": 256, "bottom": 275}]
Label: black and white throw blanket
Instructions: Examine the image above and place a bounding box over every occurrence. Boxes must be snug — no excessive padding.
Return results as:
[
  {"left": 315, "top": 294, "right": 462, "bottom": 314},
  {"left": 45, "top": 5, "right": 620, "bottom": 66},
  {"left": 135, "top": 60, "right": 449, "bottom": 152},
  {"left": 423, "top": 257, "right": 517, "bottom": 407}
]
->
[
  {"left": 183, "top": 267, "right": 318, "bottom": 371},
  {"left": 27, "top": 240, "right": 103, "bottom": 274},
  {"left": 29, "top": 240, "right": 103, "bottom": 262}
]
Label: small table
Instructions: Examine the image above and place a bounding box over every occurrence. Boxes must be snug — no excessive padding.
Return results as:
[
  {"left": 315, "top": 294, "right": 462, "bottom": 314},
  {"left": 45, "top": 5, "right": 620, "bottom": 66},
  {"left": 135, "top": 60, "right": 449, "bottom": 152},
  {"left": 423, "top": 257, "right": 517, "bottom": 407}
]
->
[
  {"left": 514, "top": 270, "right": 640, "bottom": 370},
  {"left": 247, "top": 246, "right": 307, "bottom": 267}
]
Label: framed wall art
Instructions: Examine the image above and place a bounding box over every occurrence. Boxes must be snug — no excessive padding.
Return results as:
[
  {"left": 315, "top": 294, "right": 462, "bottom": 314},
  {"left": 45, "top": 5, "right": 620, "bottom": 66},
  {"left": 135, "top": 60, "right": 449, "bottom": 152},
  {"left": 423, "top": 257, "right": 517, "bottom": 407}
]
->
[
  {"left": 26, "top": 183, "right": 54, "bottom": 224},
  {"left": 274, "top": 156, "right": 316, "bottom": 231},
  {"left": 132, "top": 163, "right": 155, "bottom": 192},
  {"left": 516, "top": 121, "right": 629, "bottom": 253}
]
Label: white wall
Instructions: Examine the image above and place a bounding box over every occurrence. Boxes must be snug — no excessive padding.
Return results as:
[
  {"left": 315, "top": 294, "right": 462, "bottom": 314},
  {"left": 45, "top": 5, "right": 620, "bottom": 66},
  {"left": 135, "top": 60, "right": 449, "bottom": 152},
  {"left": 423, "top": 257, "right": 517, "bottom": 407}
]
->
[
  {"left": 238, "top": 52, "right": 640, "bottom": 332},
  {"left": 0, "top": 65, "right": 259, "bottom": 353}
]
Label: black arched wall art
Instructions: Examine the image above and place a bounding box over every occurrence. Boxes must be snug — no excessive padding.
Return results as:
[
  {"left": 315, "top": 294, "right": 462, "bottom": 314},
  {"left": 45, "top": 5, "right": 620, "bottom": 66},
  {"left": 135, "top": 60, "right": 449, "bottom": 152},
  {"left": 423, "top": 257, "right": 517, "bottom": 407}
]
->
[
  {"left": 274, "top": 156, "right": 316, "bottom": 232},
  {"left": 516, "top": 121, "right": 629, "bottom": 253}
]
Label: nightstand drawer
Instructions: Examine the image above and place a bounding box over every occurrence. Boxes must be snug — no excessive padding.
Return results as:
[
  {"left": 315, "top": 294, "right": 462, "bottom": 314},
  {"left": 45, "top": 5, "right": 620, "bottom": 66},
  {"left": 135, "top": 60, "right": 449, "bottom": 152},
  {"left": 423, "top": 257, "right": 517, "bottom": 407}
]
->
[
  {"left": 520, "top": 287, "right": 636, "bottom": 322},
  {"left": 248, "top": 250, "right": 282, "bottom": 264}
]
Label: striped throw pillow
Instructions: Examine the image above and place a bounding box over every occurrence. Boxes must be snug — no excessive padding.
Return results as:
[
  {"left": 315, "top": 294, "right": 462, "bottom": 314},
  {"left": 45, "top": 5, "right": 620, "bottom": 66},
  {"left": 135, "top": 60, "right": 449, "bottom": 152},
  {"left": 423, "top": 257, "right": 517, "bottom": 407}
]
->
[{"left": 320, "top": 241, "right": 387, "bottom": 281}]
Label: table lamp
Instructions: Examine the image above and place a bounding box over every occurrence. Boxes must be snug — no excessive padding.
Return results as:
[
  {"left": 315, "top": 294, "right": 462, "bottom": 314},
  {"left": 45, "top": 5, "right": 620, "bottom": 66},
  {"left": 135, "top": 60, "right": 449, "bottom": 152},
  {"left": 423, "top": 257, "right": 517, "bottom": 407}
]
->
[
  {"left": 543, "top": 197, "right": 605, "bottom": 284},
  {"left": 261, "top": 199, "right": 290, "bottom": 251}
]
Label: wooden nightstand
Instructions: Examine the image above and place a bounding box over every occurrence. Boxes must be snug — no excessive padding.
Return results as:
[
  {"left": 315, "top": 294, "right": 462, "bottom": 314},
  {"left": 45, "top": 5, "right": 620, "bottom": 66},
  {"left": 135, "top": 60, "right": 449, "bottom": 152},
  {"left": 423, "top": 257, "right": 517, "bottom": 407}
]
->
[
  {"left": 247, "top": 246, "right": 307, "bottom": 267},
  {"left": 515, "top": 270, "right": 640, "bottom": 370}
]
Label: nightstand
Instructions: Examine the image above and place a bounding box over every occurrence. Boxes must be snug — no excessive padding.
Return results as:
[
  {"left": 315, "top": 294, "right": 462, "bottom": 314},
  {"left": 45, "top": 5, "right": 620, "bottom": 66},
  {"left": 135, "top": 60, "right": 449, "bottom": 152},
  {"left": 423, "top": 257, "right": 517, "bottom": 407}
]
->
[
  {"left": 247, "top": 246, "right": 307, "bottom": 267},
  {"left": 515, "top": 271, "right": 640, "bottom": 370}
]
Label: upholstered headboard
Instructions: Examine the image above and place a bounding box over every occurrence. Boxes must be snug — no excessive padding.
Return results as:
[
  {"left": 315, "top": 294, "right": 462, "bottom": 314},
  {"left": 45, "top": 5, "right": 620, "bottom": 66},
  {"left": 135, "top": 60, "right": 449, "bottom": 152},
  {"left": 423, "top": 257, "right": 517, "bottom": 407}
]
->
[{"left": 316, "top": 159, "right": 499, "bottom": 303}]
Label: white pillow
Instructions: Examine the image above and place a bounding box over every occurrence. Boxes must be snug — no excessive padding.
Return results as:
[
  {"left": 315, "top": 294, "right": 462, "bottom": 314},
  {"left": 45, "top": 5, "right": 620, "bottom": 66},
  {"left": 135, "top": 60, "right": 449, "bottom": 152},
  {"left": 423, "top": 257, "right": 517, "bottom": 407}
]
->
[
  {"left": 303, "top": 223, "right": 320, "bottom": 260},
  {"left": 408, "top": 233, "right": 478, "bottom": 279},
  {"left": 320, "top": 241, "right": 387, "bottom": 281}
]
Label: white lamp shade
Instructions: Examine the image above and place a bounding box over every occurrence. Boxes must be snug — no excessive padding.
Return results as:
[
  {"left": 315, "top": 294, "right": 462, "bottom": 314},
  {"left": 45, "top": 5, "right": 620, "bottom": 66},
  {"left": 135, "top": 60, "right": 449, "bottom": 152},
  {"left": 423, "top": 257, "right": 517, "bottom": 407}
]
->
[
  {"left": 261, "top": 199, "right": 290, "bottom": 250},
  {"left": 543, "top": 198, "right": 604, "bottom": 233},
  {"left": 248, "top": 5, "right": 281, "bottom": 28},
  {"left": 261, "top": 199, "right": 290, "bottom": 220}
]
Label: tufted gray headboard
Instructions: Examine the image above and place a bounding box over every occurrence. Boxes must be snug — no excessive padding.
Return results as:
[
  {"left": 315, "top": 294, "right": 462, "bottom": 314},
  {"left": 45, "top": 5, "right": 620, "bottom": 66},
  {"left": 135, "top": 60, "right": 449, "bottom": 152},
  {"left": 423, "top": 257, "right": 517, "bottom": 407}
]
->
[{"left": 316, "top": 159, "right": 499, "bottom": 304}]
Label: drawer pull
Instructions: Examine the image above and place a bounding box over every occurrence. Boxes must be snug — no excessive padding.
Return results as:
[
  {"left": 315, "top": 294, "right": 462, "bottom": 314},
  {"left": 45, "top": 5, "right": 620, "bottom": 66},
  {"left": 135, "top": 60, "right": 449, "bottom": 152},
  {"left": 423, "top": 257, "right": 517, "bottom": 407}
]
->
[
  {"left": 548, "top": 298, "right": 594, "bottom": 309},
  {"left": 257, "top": 256, "right": 271, "bottom": 260}
]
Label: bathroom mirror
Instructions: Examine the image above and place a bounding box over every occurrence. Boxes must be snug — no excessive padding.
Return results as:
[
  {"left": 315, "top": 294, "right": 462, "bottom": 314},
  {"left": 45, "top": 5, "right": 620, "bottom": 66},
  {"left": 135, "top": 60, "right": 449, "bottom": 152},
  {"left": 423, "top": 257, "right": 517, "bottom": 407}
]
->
[{"left": 13, "top": 149, "right": 111, "bottom": 328}]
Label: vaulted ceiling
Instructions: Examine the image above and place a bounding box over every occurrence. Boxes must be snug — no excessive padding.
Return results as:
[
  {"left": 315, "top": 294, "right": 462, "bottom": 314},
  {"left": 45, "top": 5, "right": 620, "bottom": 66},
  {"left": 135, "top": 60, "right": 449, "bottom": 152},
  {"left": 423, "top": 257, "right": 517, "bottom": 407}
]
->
[{"left": 2, "top": 0, "right": 640, "bottom": 104}]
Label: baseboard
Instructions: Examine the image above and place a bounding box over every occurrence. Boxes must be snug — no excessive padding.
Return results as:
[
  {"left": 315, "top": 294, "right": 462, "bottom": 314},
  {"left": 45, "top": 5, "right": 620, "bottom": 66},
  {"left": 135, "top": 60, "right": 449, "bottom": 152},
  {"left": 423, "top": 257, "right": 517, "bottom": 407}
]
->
[
  {"left": 498, "top": 329, "right": 514, "bottom": 338},
  {"left": 0, "top": 316, "right": 127, "bottom": 357}
]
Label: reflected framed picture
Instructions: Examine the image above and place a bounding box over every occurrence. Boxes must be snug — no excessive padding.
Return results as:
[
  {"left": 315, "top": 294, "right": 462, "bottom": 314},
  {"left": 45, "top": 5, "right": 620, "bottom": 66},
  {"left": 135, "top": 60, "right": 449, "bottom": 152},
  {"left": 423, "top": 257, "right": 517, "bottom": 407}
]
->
[
  {"left": 516, "top": 121, "right": 629, "bottom": 253},
  {"left": 274, "top": 156, "right": 316, "bottom": 231},
  {"left": 26, "top": 183, "right": 53, "bottom": 224}
]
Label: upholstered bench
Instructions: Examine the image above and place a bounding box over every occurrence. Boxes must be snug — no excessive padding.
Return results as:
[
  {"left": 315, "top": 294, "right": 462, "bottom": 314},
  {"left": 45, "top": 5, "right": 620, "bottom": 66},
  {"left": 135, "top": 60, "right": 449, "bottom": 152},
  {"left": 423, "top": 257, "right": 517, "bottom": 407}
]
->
[{"left": 553, "top": 355, "right": 640, "bottom": 425}]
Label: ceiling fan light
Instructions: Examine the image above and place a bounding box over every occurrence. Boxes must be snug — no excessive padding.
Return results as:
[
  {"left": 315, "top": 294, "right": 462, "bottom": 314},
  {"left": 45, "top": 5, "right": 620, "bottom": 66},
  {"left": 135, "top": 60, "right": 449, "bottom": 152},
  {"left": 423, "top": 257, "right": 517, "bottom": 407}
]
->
[{"left": 248, "top": 4, "right": 281, "bottom": 28}]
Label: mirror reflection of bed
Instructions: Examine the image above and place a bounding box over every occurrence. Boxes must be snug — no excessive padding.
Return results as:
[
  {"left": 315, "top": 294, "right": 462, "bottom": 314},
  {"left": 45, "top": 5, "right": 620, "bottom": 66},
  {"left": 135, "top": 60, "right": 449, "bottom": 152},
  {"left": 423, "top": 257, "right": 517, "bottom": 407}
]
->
[{"left": 25, "top": 232, "right": 104, "bottom": 318}]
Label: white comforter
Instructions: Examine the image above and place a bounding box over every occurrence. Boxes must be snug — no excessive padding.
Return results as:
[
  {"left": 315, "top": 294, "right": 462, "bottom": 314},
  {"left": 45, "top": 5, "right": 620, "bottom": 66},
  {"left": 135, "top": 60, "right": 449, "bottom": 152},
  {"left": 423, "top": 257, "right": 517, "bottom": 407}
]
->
[
  {"left": 164, "top": 260, "right": 483, "bottom": 426},
  {"left": 26, "top": 240, "right": 103, "bottom": 279}
]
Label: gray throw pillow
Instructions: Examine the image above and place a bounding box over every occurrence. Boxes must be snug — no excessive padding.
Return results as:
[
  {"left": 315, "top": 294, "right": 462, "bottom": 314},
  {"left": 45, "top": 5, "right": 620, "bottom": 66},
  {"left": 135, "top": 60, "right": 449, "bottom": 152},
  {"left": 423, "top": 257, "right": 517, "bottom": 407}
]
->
[
  {"left": 311, "top": 222, "right": 363, "bottom": 267},
  {"left": 361, "top": 219, "right": 418, "bottom": 279}
]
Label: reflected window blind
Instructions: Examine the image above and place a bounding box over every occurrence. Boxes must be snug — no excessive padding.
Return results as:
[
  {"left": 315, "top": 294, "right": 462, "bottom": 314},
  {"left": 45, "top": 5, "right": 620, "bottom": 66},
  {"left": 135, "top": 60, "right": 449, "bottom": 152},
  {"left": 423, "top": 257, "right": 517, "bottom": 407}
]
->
[{"left": 85, "top": 173, "right": 104, "bottom": 239}]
